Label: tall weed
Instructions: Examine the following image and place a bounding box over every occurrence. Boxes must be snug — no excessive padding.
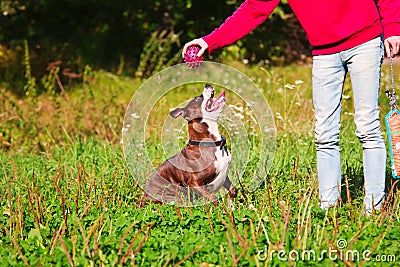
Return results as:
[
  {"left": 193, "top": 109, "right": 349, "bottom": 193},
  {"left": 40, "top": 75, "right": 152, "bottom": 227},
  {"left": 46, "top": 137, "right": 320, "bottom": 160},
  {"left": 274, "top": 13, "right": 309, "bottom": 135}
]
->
[
  {"left": 23, "top": 40, "right": 37, "bottom": 97},
  {"left": 135, "top": 29, "right": 182, "bottom": 78}
]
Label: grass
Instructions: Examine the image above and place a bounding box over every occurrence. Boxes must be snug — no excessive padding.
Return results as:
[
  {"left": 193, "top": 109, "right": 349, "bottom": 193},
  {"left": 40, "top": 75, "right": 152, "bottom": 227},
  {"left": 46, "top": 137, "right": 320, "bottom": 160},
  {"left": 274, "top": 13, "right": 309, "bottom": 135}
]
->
[{"left": 0, "top": 61, "right": 400, "bottom": 266}]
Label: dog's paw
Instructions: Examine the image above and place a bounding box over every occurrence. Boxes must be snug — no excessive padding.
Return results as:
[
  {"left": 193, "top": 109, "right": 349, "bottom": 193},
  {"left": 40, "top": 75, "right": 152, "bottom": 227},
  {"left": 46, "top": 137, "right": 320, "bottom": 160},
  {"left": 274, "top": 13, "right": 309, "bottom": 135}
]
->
[
  {"left": 137, "top": 193, "right": 163, "bottom": 208},
  {"left": 212, "top": 198, "right": 219, "bottom": 206},
  {"left": 229, "top": 186, "right": 237, "bottom": 198}
]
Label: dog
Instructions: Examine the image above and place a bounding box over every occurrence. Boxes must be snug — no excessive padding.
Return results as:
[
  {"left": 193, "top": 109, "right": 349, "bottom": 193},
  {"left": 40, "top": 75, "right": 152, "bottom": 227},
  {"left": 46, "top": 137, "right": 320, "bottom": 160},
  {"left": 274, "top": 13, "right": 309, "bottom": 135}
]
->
[{"left": 142, "top": 84, "right": 237, "bottom": 206}]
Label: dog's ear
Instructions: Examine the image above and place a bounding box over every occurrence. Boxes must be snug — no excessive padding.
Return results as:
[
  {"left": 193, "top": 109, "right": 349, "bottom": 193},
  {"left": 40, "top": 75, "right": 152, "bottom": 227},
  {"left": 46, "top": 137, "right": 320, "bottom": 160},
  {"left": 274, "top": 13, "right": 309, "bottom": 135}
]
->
[{"left": 170, "top": 108, "right": 186, "bottom": 118}]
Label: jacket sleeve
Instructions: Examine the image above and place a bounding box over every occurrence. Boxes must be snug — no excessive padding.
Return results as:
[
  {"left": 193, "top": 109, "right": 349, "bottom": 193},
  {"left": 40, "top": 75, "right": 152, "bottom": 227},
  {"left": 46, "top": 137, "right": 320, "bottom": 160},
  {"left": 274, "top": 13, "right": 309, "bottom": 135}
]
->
[
  {"left": 203, "top": 0, "right": 281, "bottom": 53},
  {"left": 376, "top": 0, "right": 400, "bottom": 39}
]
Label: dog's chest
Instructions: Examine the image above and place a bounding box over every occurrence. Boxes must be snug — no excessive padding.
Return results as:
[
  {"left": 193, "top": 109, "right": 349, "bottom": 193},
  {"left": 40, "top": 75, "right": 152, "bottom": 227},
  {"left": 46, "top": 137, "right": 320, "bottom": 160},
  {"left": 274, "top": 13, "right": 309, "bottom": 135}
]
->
[
  {"left": 207, "top": 147, "right": 231, "bottom": 192},
  {"left": 200, "top": 119, "right": 231, "bottom": 191},
  {"left": 214, "top": 147, "right": 231, "bottom": 173}
]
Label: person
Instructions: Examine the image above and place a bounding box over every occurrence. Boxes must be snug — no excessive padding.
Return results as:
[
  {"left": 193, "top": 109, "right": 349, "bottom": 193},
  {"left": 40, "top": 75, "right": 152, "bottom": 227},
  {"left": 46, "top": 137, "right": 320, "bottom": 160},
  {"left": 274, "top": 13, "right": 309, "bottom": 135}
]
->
[{"left": 182, "top": 0, "right": 400, "bottom": 213}]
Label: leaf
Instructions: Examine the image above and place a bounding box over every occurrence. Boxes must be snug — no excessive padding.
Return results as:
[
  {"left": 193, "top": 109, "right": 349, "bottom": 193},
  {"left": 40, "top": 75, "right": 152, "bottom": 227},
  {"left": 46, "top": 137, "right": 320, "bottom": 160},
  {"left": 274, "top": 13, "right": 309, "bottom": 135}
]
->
[{"left": 98, "top": 249, "right": 108, "bottom": 264}]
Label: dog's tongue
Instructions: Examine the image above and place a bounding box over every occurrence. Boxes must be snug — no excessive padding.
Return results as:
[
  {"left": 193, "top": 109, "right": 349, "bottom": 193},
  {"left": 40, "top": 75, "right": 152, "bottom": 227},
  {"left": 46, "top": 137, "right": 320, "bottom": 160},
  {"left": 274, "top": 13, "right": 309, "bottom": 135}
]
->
[{"left": 215, "top": 91, "right": 225, "bottom": 100}]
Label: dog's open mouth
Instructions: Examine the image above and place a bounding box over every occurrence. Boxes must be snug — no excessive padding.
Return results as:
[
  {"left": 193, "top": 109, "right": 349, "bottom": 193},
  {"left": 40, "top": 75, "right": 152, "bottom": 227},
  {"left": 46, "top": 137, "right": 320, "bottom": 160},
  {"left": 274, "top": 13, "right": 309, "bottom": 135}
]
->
[{"left": 205, "top": 90, "right": 225, "bottom": 112}]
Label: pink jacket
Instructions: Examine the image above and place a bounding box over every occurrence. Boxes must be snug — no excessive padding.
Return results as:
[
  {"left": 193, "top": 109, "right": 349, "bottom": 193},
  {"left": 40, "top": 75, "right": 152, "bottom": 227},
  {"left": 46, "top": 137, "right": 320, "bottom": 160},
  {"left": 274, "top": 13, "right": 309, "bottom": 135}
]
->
[{"left": 203, "top": 0, "right": 400, "bottom": 55}]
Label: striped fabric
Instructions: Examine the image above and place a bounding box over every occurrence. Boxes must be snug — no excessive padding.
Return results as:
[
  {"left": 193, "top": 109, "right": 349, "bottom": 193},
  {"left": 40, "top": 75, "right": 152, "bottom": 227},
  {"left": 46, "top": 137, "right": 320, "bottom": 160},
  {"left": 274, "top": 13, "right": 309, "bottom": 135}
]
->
[{"left": 386, "top": 109, "right": 400, "bottom": 178}]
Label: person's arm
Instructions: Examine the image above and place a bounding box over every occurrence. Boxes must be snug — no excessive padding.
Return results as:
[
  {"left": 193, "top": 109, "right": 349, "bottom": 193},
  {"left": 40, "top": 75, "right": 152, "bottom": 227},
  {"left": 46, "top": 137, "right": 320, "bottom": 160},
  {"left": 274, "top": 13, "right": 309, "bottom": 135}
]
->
[
  {"left": 183, "top": 0, "right": 280, "bottom": 57},
  {"left": 376, "top": 0, "right": 400, "bottom": 56}
]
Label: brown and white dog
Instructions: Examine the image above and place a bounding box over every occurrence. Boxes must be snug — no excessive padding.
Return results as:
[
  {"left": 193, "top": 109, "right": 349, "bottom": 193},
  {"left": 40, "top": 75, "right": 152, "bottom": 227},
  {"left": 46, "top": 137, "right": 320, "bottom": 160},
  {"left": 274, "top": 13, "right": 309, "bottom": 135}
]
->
[{"left": 142, "top": 84, "right": 237, "bottom": 206}]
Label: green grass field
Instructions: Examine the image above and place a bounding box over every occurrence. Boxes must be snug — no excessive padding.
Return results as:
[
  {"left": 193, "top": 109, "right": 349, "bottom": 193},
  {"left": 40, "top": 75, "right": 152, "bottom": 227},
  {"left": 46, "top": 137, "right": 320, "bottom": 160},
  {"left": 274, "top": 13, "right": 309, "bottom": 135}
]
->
[{"left": 1, "top": 61, "right": 399, "bottom": 266}]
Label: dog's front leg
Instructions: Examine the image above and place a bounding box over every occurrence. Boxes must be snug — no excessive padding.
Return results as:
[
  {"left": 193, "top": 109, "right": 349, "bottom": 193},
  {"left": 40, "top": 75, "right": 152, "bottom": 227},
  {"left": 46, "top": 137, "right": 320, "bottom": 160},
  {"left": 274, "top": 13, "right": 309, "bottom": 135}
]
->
[
  {"left": 223, "top": 176, "right": 237, "bottom": 210},
  {"left": 223, "top": 176, "right": 237, "bottom": 199}
]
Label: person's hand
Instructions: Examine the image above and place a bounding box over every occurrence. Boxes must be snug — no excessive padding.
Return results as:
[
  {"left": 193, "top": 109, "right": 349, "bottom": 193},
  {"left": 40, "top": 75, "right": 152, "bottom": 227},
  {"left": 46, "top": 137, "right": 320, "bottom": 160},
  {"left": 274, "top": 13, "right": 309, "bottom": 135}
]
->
[
  {"left": 182, "top": 38, "right": 208, "bottom": 58},
  {"left": 384, "top": 36, "right": 400, "bottom": 57}
]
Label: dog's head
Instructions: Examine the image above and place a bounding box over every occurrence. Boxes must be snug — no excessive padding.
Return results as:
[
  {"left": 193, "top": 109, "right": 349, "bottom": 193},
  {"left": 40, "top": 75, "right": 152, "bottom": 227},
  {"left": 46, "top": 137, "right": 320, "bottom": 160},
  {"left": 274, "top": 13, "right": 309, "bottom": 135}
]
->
[{"left": 170, "top": 84, "right": 226, "bottom": 121}]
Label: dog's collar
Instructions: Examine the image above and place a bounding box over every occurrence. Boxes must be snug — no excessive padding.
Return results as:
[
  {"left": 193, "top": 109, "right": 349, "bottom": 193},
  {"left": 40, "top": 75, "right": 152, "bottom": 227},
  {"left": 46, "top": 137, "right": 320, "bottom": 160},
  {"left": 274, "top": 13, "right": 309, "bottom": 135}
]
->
[{"left": 188, "top": 135, "right": 228, "bottom": 156}]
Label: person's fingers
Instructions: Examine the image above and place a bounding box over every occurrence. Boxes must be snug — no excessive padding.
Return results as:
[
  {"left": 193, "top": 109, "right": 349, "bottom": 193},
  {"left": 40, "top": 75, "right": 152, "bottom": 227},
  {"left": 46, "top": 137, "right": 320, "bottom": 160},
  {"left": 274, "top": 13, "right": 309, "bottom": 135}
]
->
[
  {"left": 196, "top": 39, "right": 208, "bottom": 57},
  {"left": 182, "top": 38, "right": 208, "bottom": 58},
  {"left": 384, "top": 40, "right": 391, "bottom": 58},
  {"left": 197, "top": 47, "right": 207, "bottom": 57},
  {"left": 182, "top": 42, "right": 191, "bottom": 57},
  {"left": 384, "top": 36, "right": 400, "bottom": 57},
  {"left": 392, "top": 41, "right": 400, "bottom": 56},
  {"left": 182, "top": 40, "right": 198, "bottom": 57}
]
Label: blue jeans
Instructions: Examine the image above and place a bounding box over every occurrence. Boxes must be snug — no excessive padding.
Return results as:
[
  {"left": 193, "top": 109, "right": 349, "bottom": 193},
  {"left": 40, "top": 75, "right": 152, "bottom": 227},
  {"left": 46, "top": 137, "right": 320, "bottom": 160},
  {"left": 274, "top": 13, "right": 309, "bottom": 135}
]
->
[{"left": 312, "top": 36, "right": 386, "bottom": 212}]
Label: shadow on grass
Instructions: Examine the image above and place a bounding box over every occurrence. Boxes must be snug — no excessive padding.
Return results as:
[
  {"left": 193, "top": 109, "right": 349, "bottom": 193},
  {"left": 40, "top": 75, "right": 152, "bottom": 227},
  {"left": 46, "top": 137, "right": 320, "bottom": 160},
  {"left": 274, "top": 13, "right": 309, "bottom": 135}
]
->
[{"left": 340, "top": 162, "right": 400, "bottom": 210}]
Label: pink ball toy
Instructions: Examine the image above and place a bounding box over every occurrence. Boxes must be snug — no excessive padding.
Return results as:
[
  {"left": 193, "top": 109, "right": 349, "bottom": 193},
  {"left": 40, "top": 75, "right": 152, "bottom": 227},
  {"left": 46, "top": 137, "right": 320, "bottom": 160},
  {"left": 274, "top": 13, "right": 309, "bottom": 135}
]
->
[{"left": 184, "top": 45, "right": 204, "bottom": 68}]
